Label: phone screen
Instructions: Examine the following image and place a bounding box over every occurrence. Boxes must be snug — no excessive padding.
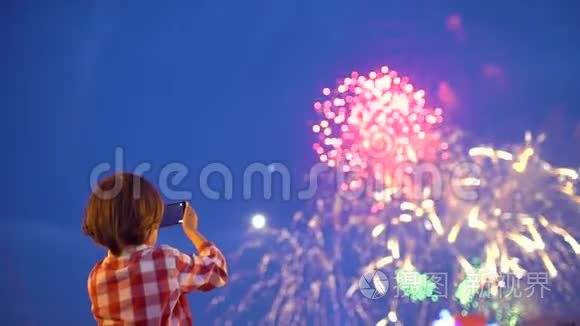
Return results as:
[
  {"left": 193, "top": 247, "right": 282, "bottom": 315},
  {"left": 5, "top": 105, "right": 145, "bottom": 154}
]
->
[{"left": 160, "top": 202, "right": 186, "bottom": 228}]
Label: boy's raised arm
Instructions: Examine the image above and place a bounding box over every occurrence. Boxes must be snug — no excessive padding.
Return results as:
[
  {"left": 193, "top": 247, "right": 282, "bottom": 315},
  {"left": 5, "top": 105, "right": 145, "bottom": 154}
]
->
[
  {"left": 174, "top": 202, "right": 228, "bottom": 293},
  {"left": 173, "top": 241, "right": 228, "bottom": 293}
]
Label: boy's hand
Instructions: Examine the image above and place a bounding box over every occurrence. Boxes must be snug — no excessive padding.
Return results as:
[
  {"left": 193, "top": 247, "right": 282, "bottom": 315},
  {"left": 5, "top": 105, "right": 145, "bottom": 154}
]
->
[
  {"left": 181, "top": 202, "right": 199, "bottom": 234},
  {"left": 181, "top": 202, "right": 207, "bottom": 250}
]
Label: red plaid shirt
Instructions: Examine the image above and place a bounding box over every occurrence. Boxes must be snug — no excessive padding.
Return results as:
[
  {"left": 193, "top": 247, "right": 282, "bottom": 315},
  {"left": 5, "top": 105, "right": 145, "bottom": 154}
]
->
[{"left": 88, "top": 242, "right": 228, "bottom": 325}]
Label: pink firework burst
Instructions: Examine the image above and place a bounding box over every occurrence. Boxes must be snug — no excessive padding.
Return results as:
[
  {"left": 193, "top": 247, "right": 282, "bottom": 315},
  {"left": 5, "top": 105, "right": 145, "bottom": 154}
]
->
[{"left": 312, "top": 66, "right": 446, "bottom": 180}]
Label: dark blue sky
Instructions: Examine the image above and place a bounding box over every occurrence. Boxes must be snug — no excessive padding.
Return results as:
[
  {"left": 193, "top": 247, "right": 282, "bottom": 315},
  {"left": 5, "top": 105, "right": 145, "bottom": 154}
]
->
[{"left": 1, "top": 1, "right": 579, "bottom": 324}]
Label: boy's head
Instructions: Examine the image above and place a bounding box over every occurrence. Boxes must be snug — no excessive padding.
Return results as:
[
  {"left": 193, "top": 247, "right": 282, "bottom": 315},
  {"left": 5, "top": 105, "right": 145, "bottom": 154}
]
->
[{"left": 82, "top": 173, "right": 164, "bottom": 256}]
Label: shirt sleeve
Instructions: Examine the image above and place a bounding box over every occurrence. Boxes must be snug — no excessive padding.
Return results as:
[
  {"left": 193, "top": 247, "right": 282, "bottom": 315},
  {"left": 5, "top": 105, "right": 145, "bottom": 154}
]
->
[{"left": 172, "top": 242, "right": 229, "bottom": 293}]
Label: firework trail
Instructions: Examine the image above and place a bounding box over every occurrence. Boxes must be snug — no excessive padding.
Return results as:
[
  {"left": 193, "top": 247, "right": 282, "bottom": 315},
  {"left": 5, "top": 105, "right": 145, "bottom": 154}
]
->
[
  {"left": 209, "top": 190, "right": 385, "bottom": 325},
  {"left": 443, "top": 131, "right": 580, "bottom": 320}
]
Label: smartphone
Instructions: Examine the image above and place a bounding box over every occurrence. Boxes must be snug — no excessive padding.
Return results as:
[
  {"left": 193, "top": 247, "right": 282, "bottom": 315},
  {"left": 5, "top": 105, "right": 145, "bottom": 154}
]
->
[{"left": 161, "top": 201, "right": 186, "bottom": 228}]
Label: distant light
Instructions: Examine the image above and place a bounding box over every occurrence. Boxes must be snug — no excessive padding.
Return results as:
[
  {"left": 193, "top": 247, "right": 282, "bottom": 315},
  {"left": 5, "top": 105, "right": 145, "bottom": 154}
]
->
[
  {"left": 251, "top": 214, "right": 266, "bottom": 229},
  {"left": 433, "top": 309, "right": 454, "bottom": 326},
  {"left": 387, "top": 311, "right": 398, "bottom": 323}
]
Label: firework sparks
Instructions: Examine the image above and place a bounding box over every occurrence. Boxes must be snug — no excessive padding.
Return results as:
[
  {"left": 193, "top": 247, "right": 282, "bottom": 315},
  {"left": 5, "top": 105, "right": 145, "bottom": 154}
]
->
[
  {"left": 208, "top": 64, "right": 579, "bottom": 324},
  {"left": 358, "top": 131, "right": 579, "bottom": 323},
  {"left": 443, "top": 131, "right": 580, "bottom": 316},
  {"left": 211, "top": 129, "right": 578, "bottom": 325},
  {"left": 211, "top": 132, "right": 578, "bottom": 324},
  {"left": 312, "top": 67, "right": 446, "bottom": 186}
]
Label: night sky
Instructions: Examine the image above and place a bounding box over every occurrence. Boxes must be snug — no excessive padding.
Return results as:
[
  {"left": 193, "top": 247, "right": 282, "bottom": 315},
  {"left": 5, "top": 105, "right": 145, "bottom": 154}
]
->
[{"left": 1, "top": 1, "right": 579, "bottom": 324}]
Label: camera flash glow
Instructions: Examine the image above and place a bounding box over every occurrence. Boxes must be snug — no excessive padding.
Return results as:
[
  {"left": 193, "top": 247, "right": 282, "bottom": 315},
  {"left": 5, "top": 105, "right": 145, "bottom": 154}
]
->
[{"left": 251, "top": 214, "right": 267, "bottom": 229}]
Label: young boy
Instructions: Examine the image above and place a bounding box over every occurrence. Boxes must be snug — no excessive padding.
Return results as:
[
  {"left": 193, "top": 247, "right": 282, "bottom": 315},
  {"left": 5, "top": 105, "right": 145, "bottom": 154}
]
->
[{"left": 82, "top": 173, "right": 228, "bottom": 325}]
